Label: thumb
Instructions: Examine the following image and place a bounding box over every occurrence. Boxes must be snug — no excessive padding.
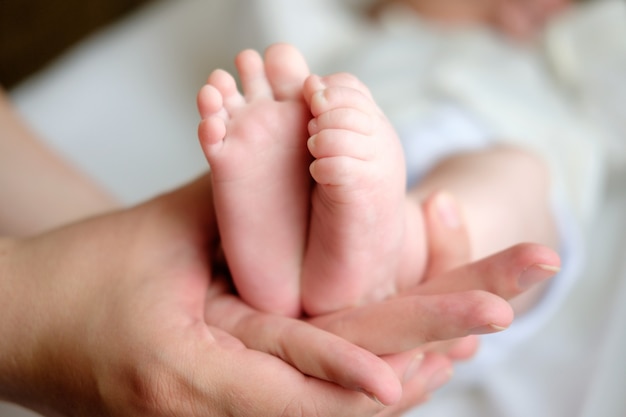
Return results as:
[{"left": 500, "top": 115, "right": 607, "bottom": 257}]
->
[{"left": 422, "top": 191, "right": 471, "bottom": 279}]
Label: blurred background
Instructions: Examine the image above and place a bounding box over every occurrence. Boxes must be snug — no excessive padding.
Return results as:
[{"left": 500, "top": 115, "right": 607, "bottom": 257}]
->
[{"left": 1, "top": 1, "right": 625, "bottom": 416}]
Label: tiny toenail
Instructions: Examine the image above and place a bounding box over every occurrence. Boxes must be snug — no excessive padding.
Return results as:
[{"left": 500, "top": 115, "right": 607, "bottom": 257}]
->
[
  {"left": 313, "top": 89, "right": 326, "bottom": 104},
  {"left": 308, "top": 119, "right": 319, "bottom": 133}
]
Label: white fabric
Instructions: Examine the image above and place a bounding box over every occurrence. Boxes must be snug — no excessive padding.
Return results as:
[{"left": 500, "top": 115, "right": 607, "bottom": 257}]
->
[
  {"left": 398, "top": 102, "right": 584, "bottom": 378},
  {"left": 10, "top": 0, "right": 247, "bottom": 205},
  {"left": 324, "top": 2, "right": 623, "bottom": 416},
  {"left": 398, "top": 103, "right": 493, "bottom": 186},
  {"left": 317, "top": 3, "right": 607, "bottom": 229}
]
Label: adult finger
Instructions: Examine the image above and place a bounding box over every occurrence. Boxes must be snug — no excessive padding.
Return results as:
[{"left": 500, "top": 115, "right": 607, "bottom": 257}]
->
[
  {"left": 309, "top": 290, "right": 513, "bottom": 355},
  {"left": 206, "top": 283, "right": 479, "bottom": 408},
  {"left": 205, "top": 291, "right": 403, "bottom": 406},
  {"left": 420, "top": 335, "right": 481, "bottom": 362},
  {"left": 202, "top": 328, "right": 387, "bottom": 417},
  {"left": 412, "top": 242, "right": 561, "bottom": 300},
  {"left": 421, "top": 191, "right": 471, "bottom": 279},
  {"left": 376, "top": 352, "right": 454, "bottom": 417}
]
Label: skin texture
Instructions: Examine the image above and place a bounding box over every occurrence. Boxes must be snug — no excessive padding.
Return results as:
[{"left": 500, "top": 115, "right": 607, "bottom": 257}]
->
[
  {"left": 199, "top": 43, "right": 558, "bottom": 319},
  {"left": 0, "top": 175, "right": 397, "bottom": 415},
  {"left": 198, "top": 44, "right": 414, "bottom": 317},
  {"left": 0, "top": 40, "right": 561, "bottom": 417},
  {"left": 301, "top": 72, "right": 420, "bottom": 315},
  {"left": 198, "top": 46, "right": 311, "bottom": 317},
  {"left": 0, "top": 174, "right": 559, "bottom": 416},
  {"left": 409, "top": 147, "right": 559, "bottom": 313}
]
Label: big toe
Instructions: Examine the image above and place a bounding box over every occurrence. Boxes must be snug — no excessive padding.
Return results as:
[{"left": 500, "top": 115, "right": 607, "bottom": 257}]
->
[{"left": 264, "top": 43, "right": 310, "bottom": 101}]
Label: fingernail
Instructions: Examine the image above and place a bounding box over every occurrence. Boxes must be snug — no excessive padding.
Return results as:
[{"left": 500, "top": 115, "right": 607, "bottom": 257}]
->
[
  {"left": 518, "top": 263, "right": 560, "bottom": 290},
  {"left": 469, "top": 323, "right": 508, "bottom": 335},
  {"left": 403, "top": 353, "right": 425, "bottom": 382},
  {"left": 435, "top": 192, "right": 461, "bottom": 229},
  {"left": 357, "top": 388, "right": 385, "bottom": 407},
  {"left": 307, "top": 118, "right": 319, "bottom": 134},
  {"left": 426, "top": 367, "right": 453, "bottom": 392}
]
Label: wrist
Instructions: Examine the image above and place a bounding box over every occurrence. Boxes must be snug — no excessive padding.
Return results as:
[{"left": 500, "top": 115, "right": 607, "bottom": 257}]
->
[
  {"left": 0, "top": 236, "right": 86, "bottom": 414},
  {"left": 0, "top": 237, "right": 30, "bottom": 403}
]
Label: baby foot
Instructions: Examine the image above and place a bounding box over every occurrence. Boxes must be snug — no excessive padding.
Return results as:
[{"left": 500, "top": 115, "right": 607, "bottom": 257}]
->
[
  {"left": 301, "top": 73, "right": 416, "bottom": 315},
  {"left": 197, "top": 44, "right": 312, "bottom": 317}
]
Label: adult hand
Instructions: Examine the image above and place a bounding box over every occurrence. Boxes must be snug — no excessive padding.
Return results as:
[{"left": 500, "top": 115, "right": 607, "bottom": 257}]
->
[
  {"left": 0, "top": 175, "right": 408, "bottom": 416},
  {"left": 207, "top": 191, "right": 560, "bottom": 416},
  {"left": 373, "top": 191, "right": 560, "bottom": 416},
  {"left": 0, "top": 174, "right": 559, "bottom": 416},
  {"left": 307, "top": 190, "right": 558, "bottom": 349}
]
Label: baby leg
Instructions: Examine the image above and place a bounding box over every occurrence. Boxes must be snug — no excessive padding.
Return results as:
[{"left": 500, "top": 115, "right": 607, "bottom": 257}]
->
[
  {"left": 301, "top": 73, "right": 426, "bottom": 315},
  {"left": 197, "top": 44, "right": 312, "bottom": 317}
]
